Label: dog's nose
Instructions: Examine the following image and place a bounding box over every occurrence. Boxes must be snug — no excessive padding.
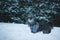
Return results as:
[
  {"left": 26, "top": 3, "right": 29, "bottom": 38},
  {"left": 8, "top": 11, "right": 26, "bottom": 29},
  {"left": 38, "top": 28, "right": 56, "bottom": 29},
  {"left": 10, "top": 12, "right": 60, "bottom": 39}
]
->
[{"left": 31, "top": 31, "right": 37, "bottom": 33}]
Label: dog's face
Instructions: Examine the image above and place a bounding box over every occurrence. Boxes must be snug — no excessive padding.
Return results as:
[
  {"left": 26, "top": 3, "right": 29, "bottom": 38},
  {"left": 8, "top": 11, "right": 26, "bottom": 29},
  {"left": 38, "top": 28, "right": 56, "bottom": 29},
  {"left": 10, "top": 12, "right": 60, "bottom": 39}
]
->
[
  {"left": 27, "top": 17, "right": 39, "bottom": 33},
  {"left": 29, "top": 22, "right": 39, "bottom": 33}
]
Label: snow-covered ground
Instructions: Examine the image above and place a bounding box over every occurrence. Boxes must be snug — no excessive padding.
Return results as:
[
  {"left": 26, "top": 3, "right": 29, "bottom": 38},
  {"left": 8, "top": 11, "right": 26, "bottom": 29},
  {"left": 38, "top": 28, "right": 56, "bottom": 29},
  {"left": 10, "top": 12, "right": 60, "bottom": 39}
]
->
[{"left": 0, "top": 23, "right": 60, "bottom": 40}]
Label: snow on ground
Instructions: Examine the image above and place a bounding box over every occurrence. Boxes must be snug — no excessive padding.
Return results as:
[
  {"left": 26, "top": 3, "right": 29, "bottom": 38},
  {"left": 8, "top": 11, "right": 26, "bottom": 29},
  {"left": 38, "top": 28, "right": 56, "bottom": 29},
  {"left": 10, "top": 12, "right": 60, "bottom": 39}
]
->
[{"left": 0, "top": 23, "right": 60, "bottom": 40}]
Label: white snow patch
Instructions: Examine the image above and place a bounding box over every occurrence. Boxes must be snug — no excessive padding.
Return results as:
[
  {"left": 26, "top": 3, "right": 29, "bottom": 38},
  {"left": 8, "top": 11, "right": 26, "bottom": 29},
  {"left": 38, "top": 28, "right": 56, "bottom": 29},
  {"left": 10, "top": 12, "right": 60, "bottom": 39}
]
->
[{"left": 0, "top": 23, "right": 60, "bottom": 40}]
